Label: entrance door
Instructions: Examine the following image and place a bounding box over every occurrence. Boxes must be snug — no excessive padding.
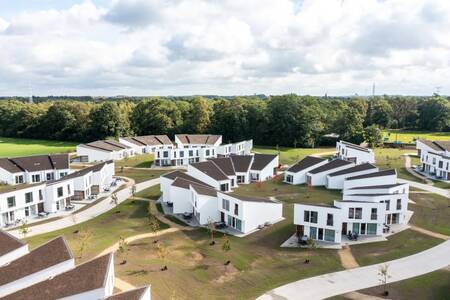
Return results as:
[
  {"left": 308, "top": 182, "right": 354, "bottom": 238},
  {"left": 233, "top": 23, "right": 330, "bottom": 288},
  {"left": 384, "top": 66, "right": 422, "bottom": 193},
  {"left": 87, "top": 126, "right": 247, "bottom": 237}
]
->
[
  {"left": 220, "top": 212, "right": 225, "bottom": 222},
  {"left": 318, "top": 228, "right": 324, "bottom": 240},
  {"left": 342, "top": 222, "right": 348, "bottom": 235},
  {"left": 296, "top": 225, "right": 304, "bottom": 237},
  {"left": 38, "top": 203, "right": 44, "bottom": 213},
  {"left": 361, "top": 223, "right": 366, "bottom": 235}
]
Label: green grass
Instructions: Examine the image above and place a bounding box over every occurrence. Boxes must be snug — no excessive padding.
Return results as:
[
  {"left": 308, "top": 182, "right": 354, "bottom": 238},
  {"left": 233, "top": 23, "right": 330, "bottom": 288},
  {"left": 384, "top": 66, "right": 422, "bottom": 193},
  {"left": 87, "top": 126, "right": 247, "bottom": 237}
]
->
[
  {"left": 25, "top": 199, "right": 168, "bottom": 264},
  {"left": 374, "top": 148, "right": 425, "bottom": 183},
  {"left": 360, "top": 269, "right": 450, "bottom": 300},
  {"left": 135, "top": 185, "right": 161, "bottom": 200},
  {"left": 0, "top": 137, "right": 77, "bottom": 157},
  {"left": 382, "top": 130, "right": 450, "bottom": 143},
  {"left": 115, "top": 153, "right": 154, "bottom": 168},
  {"left": 409, "top": 192, "right": 450, "bottom": 236},
  {"left": 253, "top": 145, "right": 334, "bottom": 165},
  {"left": 115, "top": 168, "right": 168, "bottom": 183},
  {"left": 351, "top": 230, "right": 442, "bottom": 266}
]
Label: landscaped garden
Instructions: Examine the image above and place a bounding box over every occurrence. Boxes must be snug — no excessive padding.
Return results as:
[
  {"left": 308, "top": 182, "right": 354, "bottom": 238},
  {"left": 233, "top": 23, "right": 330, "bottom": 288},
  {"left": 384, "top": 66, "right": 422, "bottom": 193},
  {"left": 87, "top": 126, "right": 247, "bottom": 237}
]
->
[{"left": 0, "top": 136, "right": 77, "bottom": 157}]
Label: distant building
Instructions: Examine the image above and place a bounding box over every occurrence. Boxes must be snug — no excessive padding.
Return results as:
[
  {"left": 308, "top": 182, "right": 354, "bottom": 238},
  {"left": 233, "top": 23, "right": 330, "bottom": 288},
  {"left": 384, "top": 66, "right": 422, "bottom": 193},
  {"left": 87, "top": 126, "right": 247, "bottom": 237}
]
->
[
  {"left": 416, "top": 139, "right": 450, "bottom": 181},
  {"left": 336, "top": 140, "right": 375, "bottom": 164}
]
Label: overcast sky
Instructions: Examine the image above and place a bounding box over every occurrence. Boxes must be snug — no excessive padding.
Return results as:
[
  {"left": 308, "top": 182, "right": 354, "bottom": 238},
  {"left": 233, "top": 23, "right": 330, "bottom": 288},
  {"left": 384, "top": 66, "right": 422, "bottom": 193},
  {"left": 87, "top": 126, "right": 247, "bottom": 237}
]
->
[{"left": 0, "top": 0, "right": 449, "bottom": 96}]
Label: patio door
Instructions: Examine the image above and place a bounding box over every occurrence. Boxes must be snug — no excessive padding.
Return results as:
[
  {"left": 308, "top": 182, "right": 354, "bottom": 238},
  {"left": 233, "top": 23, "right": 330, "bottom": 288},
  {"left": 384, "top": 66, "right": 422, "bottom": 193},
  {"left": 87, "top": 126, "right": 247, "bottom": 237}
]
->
[
  {"left": 318, "top": 228, "right": 324, "bottom": 240},
  {"left": 309, "top": 227, "right": 317, "bottom": 239},
  {"left": 361, "top": 223, "right": 366, "bottom": 235},
  {"left": 220, "top": 212, "right": 225, "bottom": 222},
  {"left": 352, "top": 223, "right": 360, "bottom": 234}
]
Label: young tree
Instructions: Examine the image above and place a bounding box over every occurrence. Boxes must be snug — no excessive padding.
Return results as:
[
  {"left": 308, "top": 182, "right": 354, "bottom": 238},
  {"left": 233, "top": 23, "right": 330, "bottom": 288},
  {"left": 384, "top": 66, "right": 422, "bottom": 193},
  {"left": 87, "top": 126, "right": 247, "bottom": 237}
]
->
[
  {"left": 378, "top": 264, "right": 391, "bottom": 296},
  {"left": 364, "top": 125, "right": 383, "bottom": 147},
  {"left": 19, "top": 221, "right": 29, "bottom": 238},
  {"left": 110, "top": 193, "right": 119, "bottom": 205},
  {"left": 77, "top": 229, "right": 94, "bottom": 259},
  {"left": 131, "top": 185, "right": 137, "bottom": 198},
  {"left": 222, "top": 235, "right": 231, "bottom": 269},
  {"left": 148, "top": 202, "right": 160, "bottom": 233},
  {"left": 207, "top": 218, "right": 216, "bottom": 245},
  {"left": 156, "top": 242, "right": 169, "bottom": 271},
  {"left": 118, "top": 236, "right": 129, "bottom": 265}
]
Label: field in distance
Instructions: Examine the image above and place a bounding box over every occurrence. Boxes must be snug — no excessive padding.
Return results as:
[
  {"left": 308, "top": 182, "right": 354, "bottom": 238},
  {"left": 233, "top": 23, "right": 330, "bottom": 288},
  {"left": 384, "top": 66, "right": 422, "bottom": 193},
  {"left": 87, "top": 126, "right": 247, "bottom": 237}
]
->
[
  {"left": 382, "top": 130, "right": 450, "bottom": 143},
  {"left": 0, "top": 137, "right": 77, "bottom": 157}
]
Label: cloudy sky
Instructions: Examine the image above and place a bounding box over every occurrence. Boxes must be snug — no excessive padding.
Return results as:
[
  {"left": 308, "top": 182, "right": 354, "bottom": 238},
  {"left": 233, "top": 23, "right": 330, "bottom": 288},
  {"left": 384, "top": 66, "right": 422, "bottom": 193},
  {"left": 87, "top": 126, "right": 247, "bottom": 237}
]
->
[{"left": 0, "top": 0, "right": 449, "bottom": 96}]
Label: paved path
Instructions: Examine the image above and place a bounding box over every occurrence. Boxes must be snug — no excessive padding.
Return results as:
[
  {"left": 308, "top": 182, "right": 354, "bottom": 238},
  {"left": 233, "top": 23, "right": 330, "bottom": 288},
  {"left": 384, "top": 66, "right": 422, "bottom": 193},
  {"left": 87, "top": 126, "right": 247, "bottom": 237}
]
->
[
  {"left": 8, "top": 177, "right": 160, "bottom": 238},
  {"left": 258, "top": 240, "right": 450, "bottom": 300},
  {"left": 397, "top": 178, "right": 449, "bottom": 198}
]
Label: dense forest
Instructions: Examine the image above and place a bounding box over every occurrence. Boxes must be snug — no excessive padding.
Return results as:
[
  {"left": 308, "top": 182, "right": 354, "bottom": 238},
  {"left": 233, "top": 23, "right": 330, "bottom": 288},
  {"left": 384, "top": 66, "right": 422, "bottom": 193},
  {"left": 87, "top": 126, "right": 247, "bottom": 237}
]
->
[{"left": 0, "top": 95, "right": 449, "bottom": 147}]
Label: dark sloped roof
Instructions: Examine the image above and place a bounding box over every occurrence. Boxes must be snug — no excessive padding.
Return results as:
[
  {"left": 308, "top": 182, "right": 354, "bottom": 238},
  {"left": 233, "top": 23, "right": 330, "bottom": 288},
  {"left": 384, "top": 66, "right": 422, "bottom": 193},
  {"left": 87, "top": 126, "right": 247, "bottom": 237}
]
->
[
  {"left": 176, "top": 134, "right": 221, "bottom": 145},
  {"left": 190, "top": 161, "right": 229, "bottom": 181},
  {"left": 161, "top": 170, "right": 212, "bottom": 187},
  {"left": 340, "top": 141, "right": 371, "bottom": 153},
  {"left": 0, "top": 236, "right": 72, "bottom": 286},
  {"left": 308, "top": 159, "right": 353, "bottom": 174},
  {"left": 230, "top": 155, "right": 253, "bottom": 173},
  {"left": 3, "top": 254, "right": 112, "bottom": 300},
  {"left": 105, "top": 286, "right": 150, "bottom": 300},
  {"left": 348, "top": 183, "right": 405, "bottom": 190},
  {"left": 287, "top": 156, "right": 326, "bottom": 173},
  {"left": 0, "top": 230, "right": 26, "bottom": 257},
  {"left": 124, "top": 135, "right": 172, "bottom": 146},
  {"left": 227, "top": 193, "right": 277, "bottom": 203},
  {"left": 250, "top": 153, "right": 277, "bottom": 171},
  {"left": 190, "top": 183, "right": 218, "bottom": 197},
  {"left": 328, "top": 163, "right": 377, "bottom": 177},
  {"left": 209, "top": 157, "right": 235, "bottom": 176},
  {"left": 82, "top": 140, "right": 130, "bottom": 152},
  {"left": 58, "top": 161, "right": 112, "bottom": 181},
  {"left": 434, "top": 140, "right": 450, "bottom": 152},
  {"left": 346, "top": 169, "right": 396, "bottom": 180},
  {"left": 417, "top": 139, "right": 450, "bottom": 152},
  {"left": 0, "top": 154, "right": 69, "bottom": 173}
]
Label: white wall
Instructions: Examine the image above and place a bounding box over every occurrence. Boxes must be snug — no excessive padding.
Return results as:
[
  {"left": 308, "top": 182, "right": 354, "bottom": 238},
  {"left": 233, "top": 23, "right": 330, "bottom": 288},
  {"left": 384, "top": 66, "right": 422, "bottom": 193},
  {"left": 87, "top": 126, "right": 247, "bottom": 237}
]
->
[
  {"left": 187, "top": 165, "right": 228, "bottom": 191},
  {"left": 0, "top": 244, "right": 28, "bottom": 267},
  {"left": 77, "top": 145, "right": 113, "bottom": 163},
  {"left": 242, "top": 201, "right": 282, "bottom": 233},
  {"left": 326, "top": 168, "right": 379, "bottom": 190},
  {"left": 191, "top": 188, "right": 219, "bottom": 225},
  {"left": 343, "top": 174, "right": 397, "bottom": 190},
  {"left": 335, "top": 201, "right": 385, "bottom": 235},
  {"left": 160, "top": 177, "right": 174, "bottom": 203},
  {"left": 0, "top": 258, "right": 74, "bottom": 297},
  {"left": 118, "top": 139, "right": 145, "bottom": 154},
  {"left": 171, "top": 186, "right": 193, "bottom": 214},
  {"left": 307, "top": 163, "right": 354, "bottom": 186},
  {"left": 336, "top": 141, "right": 375, "bottom": 164},
  {"left": 343, "top": 184, "right": 409, "bottom": 196},
  {"left": 284, "top": 160, "right": 328, "bottom": 185},
  {"left": 44, "top": 179, "right": 74, "bottom": 213}
]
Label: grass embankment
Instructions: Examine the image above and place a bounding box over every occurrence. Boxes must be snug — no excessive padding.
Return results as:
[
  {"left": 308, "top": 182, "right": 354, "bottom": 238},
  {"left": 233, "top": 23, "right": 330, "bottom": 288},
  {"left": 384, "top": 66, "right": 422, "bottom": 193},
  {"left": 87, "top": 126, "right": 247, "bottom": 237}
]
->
[
  {"left": 0, "top": 137, "right": 77, "bottom": 157},
  {"left": 382, "top": 130, "right": 450, "bottom": 143},
  {"left": 253, "top": 146, "right": 334, "bottom": 165},
  {"left": 115, "top": 154, "right": 155, "bottom": 168},
  {"left": 26, "top": 199, "right": 168, "bottom": 264},
  {"left": 115, "top": 168, "right": 168, "bottom": 183},
  {"left": 409, "top": 192, "right": 450, "bottom": 236}
]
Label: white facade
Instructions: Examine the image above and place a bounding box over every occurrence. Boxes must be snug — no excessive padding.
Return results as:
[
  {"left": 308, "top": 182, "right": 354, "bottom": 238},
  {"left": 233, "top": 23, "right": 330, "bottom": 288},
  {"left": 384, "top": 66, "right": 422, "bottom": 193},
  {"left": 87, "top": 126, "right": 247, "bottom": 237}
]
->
[
  {"left": 91, "top": 161, "right": 115, "bottom": 192},
  {"left": 190, "top": 187, "right": 220, "bottom": 225},
  {"left": 284, "top": 158, "right": 328, "bottom": 185},
  {"left": 306, "top": 161, "right": 355, "bottom": 186},
  {"left": 416, "top": 139, "right": 450, "bottom": 181},
  {"left": 326, "top": 165, "right": 379, "bottom": 190},
  {"left": 187, "top": 164, "right": 231, "bottom": 192},
  {"left": 217, "top": 140, "right": 253, "bottom": 156},
  {"left": 76, "top": 144, "right": 134, "bottom": 163},
  {"left": 342, "top": 170, "right": 397, "bottom": 190},
  {"left": 0, "top": 166, "right": 70, "bottom": 187},
  {"left": 250, "top": 155, "right": 279, "bottom": 182},
  {"left": 217, "top": 193, "right": 283, "bottom": 234},
  {"left": 44, "top": 178, "right": 75, "bottom": 213},
  {"left": 336, "top": 140, "right": 375, "bottom": 164}
]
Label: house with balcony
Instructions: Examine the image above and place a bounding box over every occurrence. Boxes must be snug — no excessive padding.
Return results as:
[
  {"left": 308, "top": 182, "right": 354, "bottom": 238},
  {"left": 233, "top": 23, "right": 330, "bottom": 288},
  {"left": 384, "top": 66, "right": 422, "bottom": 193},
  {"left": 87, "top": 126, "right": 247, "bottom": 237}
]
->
[
  {"left": 284, "top": 156, "right": 328, "bottom": 185},
  {"left": 119, "top": 135, "right": 173, "bottom": 154},
  {"left": 77, "top": 140, "right": 134, "bottom": 162},
  {"left": 416, "top": 139, "right": 450, "bottom": 181},
  {"left": 0, "top": 154, "right": 70, "bottom": 186},
  {"left": 336, "top": 140, "right": 375, "bottom": 164}
]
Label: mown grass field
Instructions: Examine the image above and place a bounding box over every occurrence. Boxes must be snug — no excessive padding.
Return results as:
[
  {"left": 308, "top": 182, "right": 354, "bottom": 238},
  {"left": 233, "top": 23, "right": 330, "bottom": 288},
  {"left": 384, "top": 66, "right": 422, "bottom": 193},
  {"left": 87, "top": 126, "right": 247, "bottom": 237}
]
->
[
  {"left": 409, "top": 192, "right": 450, "bottom": 236},
  {"left": 115, "top": 153, "right": 155, "bottom": 168},
  {"left": 115, "top": 167, "right": 168, "bottom": 183},
  {"left": 382, "top": 130, "right": 450, "bottom": 143},
  {"left": 0, "top": 136, "right": 77, "bottom": 157},
  {"left": 253, "top": 145, "right": 334, "bottom": 165}
]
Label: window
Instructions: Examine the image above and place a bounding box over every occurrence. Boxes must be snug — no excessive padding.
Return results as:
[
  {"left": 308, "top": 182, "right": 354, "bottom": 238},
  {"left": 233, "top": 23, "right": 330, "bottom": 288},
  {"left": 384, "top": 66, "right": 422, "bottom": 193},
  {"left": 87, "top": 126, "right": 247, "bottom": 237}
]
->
[
  {"left": 385, "top": 200, "right": 390, "bottom": 211},
  {"left": 15, "top": 175, "right": 24, "bottom": 184},
  {"left": 7, "top": 196, "right": 16, "bottom": 208},
  {"left": 355, "top": 208, "right": 362, "bottom": 219},
  {"left": 206, "top": 149, "right": 210, "bottom": 156},
  {"left": 326, "top": 213, "right": 333, "bottom": 226},
  {"left": 39, "top": 190, "right": 43, "bottom": 200},
  {"left": 349, "top": 208, "right": 354, "bottom": 219},
  {"left": 46, "top": 173, "right": 54, "bottom": 181},
  {"left": 324, "top": 229, "right": 335, "bottom": 242},
  {"left": 310, "top": 211, "right": 318, "bottom": 223},
  {"left": 309, "top": 226, "right": 317, "bottom": 239},
  {"left": 174, "top": 152, "right": 177, "bottom": 158},
  {"left": 67, "top": 185, "right": 71, "bottom": 194},
  {"left": 189, "top": 150, "right": 193, "bottom": 157},
  {"left": 438, "top": 161, "right": 443, "bottom": 168},
  {"left": 163, "top": 151, "right": 168, "bottom": 158},
  {"left": 180, "top": 151, "right": 184, "bottom": 158},
  {"left": 220, "top": 183, "right": 229, "bottom": 192},
  {"left": 396, "top": 199, "right": 402, "bottom": 210},
  {"left": 60, "top": 172, "right": 67, "bottom": 178},
  {"left": 371, "top": 208, "right": 377, "bottom": 220},
  {"left": 367, "top": 223, "right": 377, "bottom": 235},
  {"left": 304, "top": 210, "right": 310, "bottom": 222},
  {"left": 234, "top": 203, "right": 239, "bottom": 215},
  {"left": 222, "top": 199, "right": 230, "bottom": 211},
  {"left": 25, "top": 192, "right": 33, "bottom": 203},
  {"left": 286, "top": 175, "right": 293, "bottom": 183},
  {"left": 32, "top": 174, "right": 41, "bottom": 183},
  {"left": 57, "top": 187, "right": 63, "bottom": 197}
]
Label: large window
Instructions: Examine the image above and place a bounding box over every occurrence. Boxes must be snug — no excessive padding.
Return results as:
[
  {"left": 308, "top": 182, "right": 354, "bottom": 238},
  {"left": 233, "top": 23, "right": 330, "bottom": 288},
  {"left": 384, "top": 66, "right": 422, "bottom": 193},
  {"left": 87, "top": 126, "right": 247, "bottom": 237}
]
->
[
  {"left": 396, "top": 199, "right": 402, "bottom": 210},
  {"left": 234, "top": 203, "right": 239, "bottom": 215},
  {"left": 304, "top": 210, "right": 310, "bottom": 222},
  {"left": 309, "top": 226, "right": 317, "bottom": 239},
  {"left": 57, "top": 187, "right": 63, "bottom": 197},
  {"left": 15, "top": 175, "right": 24, "bottom": 184},
  {"left": 326, "top": 213, "right": 333, "bottom": 226},
  {"left": 222, "top": 199, "right": 230, "bottom": 211},
  {"left": 286, "top": 175, "right": 293, "bottom": 183},
  {"left": 303, "top": 210, "right": 317, "bottom": 223},
  {"left": 371, "top": 208, "right": 377, "bottom": 220},
  {"left": 355, "top": 208, "right": 362, "bottom": 219},
  {"left": 367, "top": 223, "right": 377, "bottom": 235},
  {"left": 46, "top": 173, "right": 54, "bottom": 181},
  {"left": 25, "top": 192, "right": 33, "bottom": 203},
  {"left": 348, "top": 208, "right": 354, "bottom": 219},
  {"left": 324, "top": 229, "right": 335, "bottom": 242},
  {"left": 7, "top": 196, "right": 16, "bottom": 208},
  {"left": 32, "top": 174, "right": 41, "bottom": 183},
  {"left": 220, "top": 183, "right": 229, "bottom": 192}
]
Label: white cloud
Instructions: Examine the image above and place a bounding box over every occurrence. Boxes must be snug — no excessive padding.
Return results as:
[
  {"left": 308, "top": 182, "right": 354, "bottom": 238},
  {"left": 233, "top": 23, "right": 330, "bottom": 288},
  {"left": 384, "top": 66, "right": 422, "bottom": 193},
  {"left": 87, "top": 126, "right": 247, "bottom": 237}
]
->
[{"left": 0, "top": 0, "right": 450, "bottom": 96}]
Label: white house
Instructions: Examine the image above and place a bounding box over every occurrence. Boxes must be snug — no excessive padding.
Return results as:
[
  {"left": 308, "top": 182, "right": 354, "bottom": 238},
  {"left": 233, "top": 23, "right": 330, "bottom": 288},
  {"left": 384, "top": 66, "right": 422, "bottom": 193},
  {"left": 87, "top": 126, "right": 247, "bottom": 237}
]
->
[
  {"left": 175, "top": 134, "right": 222, "bottom": 148},
  {"left": 0, "top": 154, "right": 70, "bottom": 185},
  {"left": 90, "top": 160, "right": 115, "bottom": 194},
  {"left": 0, "top": 237, "right": 74, "bottom": 298},
  {"left": 336, "top": 140, "right": 375, "bottom": 164},
  {"left": 77, "top": 140, "right": 134, "bottom": 162},
  {"left": 0, "top": 230, "right": 29, "bottom": 266},
  {"left": 416, "top": 139, "right": 450, "bottom": 181},
  {"left": 284, "top": 156, "right": 328, "bottom": 185},
  {"left": 249, "top": 153, "right": 279, "bottom": 182},
  {"left": 119, "top": 135, "right": 173, "bottom": 154},
  {"left": 44, "top": 177, "right": 75, "bottom": 213},
  {"left": 188, "top": 161, "right": 232, "bottom": 192},
  {"left": 217, "top": 193, "right": 283, "bottom": 234},
  {"left": 0, "top": 183, "right": 46, "bottom": 227},
  {"left": 190, "top": 184, "right": 220, "bottom": 225},
  {"left": 160, "top": 170, "right": 213, "bottom": 204},
  {"left": 217, "top": 140, "right": 253, "bottom": 156},
  {"left": 62, "top": 168, "right": 93, "bottom": 200},
  {"left": 4, "top": 253, "right": 115, "bottom": 300},
  {"left": 306, "top": 159, "right": 354, "bottom": 186},
  {"left": 342, "top": 169, "right": 397, "bottom": 190},
  {"left": 230, "top": 155, "right": 253, "bottom": 184},
  {"left": 209, "top": 157, "right": 237, "bottom": 187},
  {"left": 326, "top": 163, "right": 379, "bottom": 190}
]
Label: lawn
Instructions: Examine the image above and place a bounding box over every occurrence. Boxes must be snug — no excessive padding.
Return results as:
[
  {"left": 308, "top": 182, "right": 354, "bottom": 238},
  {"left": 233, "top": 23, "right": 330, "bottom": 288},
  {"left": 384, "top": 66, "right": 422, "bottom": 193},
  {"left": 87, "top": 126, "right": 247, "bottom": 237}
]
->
[
  {"left": 382, "top": 130, "right": 450, "bottom": 143},
  {"left": 409, "top": 192, "right": 450, "bottom": 236},
  {"left": 115, "top": 168, "right": 169, "bottom": 183},
  {"left": 360, "top": 269, "right": 450, "bottom": 300},
  {"left": 351, "top": 230, "right": 442, "bottom": 266},
  {"left": 0, "top": 136, "right": 77, "bottom": 157},
  {"left": 135, "top": 185, "right": 162, "bottom": 200},
  {"left": 25, "top": 199, "right": 168, "bottom": 264},
  {"left": 115, "top": 154, "right": 155, "bottom": 168},
  {"left": 253, "top": 145, "right": 334, "bottom": 165},
  {"left": 374, "top": 148, "right": 424, "bottom": 183}
]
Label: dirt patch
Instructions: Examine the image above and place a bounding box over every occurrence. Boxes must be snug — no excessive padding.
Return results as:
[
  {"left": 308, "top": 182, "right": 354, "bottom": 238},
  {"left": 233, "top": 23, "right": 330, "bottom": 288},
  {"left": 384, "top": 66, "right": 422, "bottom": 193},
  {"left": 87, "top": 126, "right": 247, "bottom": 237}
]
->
[
  {"left": 213, "top": 264, "right": 239, "bottom": 284},
  {"left": 190, "top": 251, "right": 204, "bottom": 261},
  {"left": 338, "top": 245, "right": 359, "bottom": 269}
]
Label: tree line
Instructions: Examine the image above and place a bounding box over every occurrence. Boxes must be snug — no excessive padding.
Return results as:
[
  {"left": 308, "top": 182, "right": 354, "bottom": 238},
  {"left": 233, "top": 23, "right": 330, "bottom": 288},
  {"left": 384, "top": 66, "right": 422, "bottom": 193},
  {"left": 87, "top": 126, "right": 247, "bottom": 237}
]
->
[{"left": 0, "top": 95, "right": 448, "bottom": 147}]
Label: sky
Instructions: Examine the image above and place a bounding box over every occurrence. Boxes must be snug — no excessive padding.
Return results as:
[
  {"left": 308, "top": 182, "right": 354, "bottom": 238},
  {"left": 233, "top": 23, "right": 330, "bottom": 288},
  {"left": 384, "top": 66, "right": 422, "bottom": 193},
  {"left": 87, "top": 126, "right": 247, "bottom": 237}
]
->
[{"left": 0, "top": 0, "right": 449, "bottom": 96}]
